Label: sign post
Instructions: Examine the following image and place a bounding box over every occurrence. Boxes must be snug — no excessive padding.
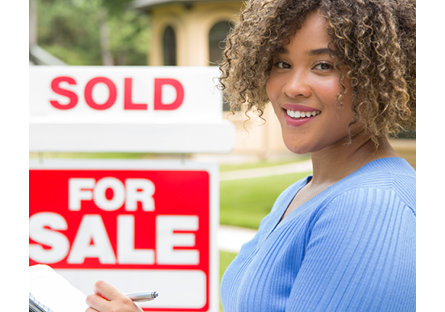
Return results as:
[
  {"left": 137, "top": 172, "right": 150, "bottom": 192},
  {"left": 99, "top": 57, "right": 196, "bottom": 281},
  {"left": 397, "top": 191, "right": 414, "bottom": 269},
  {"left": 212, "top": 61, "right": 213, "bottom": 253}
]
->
[{"left": 29, "top": 66, "right": 234, "bottom": 312}]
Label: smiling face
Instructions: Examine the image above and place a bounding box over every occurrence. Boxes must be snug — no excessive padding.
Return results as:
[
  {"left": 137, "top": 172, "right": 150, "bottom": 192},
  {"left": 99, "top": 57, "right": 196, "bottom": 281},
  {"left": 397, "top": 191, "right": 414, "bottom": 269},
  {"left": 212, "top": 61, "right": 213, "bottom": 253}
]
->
[{"left": 266, "top": 11, "right": 359, "bottom": 155}]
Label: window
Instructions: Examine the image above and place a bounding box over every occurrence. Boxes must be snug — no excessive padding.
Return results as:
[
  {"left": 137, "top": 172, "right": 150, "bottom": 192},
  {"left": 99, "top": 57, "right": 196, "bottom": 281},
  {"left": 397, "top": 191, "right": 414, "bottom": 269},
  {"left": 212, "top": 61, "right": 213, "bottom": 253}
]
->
[
  {"left": 163, "top": 26, "right": 176, "bottom": 66},
  {"left": 209, "top": 21, "right": 235, "bottom": 111},
  {"left": 208, "top": 21, "right": 233, "bottom": 66}
]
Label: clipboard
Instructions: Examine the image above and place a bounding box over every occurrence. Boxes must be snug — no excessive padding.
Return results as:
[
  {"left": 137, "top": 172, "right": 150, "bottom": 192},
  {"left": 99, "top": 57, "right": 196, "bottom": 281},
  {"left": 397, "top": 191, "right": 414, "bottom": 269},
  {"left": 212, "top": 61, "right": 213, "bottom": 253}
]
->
[{"left": 29, "top": 264, "right": 88, "bottom": 312}]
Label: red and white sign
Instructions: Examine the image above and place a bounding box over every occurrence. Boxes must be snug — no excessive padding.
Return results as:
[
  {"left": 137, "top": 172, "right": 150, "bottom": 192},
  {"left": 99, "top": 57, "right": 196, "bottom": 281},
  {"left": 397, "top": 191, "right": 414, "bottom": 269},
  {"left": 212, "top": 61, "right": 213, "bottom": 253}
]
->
[
  {"left": 29, "top": 159, "right": 219, "bottom": 311},
  {"left": 29, "top": 67, "right": 235, "bottom": 153},
  {"left": 30, "top": 67, "right": 222, "bottom": 122}
]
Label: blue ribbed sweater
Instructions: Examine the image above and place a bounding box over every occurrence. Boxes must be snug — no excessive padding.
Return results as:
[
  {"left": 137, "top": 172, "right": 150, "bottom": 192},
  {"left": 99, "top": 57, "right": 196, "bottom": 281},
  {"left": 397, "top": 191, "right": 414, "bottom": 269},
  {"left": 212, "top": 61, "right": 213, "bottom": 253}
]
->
[{"left": 220, "top": 157, "right": 416, "bottom": 312}]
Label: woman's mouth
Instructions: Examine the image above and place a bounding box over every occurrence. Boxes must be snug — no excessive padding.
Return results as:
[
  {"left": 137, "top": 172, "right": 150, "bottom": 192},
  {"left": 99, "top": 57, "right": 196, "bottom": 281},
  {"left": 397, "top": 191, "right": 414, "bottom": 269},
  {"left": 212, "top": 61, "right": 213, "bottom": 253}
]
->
[
  {"left": 283, "top": 108, "right": 321, "bottom": 127},
  {"left": 286, "top": 109, "right": 321, "bottom": 119}
]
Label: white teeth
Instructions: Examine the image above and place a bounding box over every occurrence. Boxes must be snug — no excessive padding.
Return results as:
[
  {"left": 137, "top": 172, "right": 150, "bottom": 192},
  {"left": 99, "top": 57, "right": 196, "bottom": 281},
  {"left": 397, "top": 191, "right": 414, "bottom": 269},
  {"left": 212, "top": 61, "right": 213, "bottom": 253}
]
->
[{"left": 286, "top": 109, "right": 320, "bottom": 119}]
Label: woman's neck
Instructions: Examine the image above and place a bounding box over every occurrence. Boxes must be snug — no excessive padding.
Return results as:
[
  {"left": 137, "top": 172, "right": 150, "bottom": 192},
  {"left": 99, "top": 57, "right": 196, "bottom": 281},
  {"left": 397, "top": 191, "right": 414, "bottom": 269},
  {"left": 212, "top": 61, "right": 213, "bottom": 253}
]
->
[{"left": 308, "top": 134, "right": 398, "bottom": 187}]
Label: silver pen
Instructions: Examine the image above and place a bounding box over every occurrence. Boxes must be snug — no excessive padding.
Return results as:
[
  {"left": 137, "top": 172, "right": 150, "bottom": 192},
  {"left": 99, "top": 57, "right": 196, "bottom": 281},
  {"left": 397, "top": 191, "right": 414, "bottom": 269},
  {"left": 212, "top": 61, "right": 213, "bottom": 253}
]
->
[{"left": 126, "top": 291, "right": 158, "bottom": 302}]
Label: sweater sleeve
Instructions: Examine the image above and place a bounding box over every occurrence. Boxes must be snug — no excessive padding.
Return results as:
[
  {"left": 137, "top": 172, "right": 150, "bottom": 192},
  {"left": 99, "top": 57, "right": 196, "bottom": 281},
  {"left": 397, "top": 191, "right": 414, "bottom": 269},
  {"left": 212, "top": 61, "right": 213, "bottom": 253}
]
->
[{"left": 285, "top": 187, "right": 416, "bottom": 312}]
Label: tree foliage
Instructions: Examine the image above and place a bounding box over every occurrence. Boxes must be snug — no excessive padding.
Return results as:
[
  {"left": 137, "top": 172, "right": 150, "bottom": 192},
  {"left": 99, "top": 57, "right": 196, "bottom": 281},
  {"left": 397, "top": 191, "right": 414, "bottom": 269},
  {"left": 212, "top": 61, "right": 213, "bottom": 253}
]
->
[{"left": 37, "top": 0, "right": 150, "bottom": 65}]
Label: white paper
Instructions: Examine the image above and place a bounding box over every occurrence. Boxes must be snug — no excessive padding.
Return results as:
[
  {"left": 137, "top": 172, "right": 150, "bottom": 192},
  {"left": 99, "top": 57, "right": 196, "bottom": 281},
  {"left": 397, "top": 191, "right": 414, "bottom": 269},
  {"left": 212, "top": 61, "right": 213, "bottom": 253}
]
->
[{"left": 29, "top": 264, "right": 88, "bottom": 312}]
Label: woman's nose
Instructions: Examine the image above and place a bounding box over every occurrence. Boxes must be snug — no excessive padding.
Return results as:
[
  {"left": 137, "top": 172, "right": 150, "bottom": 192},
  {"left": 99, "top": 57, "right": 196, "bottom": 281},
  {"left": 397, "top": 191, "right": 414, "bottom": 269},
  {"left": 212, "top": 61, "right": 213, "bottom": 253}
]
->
[{"left": 283, "top": 71, "right": 312, "bottom": 98}]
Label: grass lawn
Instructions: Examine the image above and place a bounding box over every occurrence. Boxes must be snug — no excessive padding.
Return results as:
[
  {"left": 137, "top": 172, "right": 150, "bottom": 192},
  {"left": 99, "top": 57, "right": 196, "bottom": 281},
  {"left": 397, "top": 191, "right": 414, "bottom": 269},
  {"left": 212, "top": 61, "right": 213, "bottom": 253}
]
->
[
  {"left": 220, "top": 171, "right": 311, "bottom": 229},
  {"left": 29, "top": 152, "right": 152, "bottom": 159},
  {"left": 219, "top": 156, "right": 309, "bottom": 172}
]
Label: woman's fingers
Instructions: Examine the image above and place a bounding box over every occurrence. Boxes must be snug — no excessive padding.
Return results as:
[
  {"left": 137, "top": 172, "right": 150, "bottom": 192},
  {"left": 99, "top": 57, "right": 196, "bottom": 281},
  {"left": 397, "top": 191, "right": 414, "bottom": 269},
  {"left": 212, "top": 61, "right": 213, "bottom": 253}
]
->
[
  {"left": 86, "top": 280, "right": 143, "bottom": 312},
  {"left": 86, "top": 293, "right": 111, "bottom": 312},
  {"left": 93, "top": 280, "right": 123, "bottom": 301}
]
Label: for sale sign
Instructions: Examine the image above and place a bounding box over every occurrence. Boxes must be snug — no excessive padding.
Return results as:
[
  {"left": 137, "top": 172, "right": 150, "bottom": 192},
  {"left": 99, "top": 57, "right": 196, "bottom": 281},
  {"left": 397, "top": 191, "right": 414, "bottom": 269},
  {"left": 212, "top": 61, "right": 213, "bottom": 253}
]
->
[{"left": 29, "top": 159, "right": 219, "bottom": 311}]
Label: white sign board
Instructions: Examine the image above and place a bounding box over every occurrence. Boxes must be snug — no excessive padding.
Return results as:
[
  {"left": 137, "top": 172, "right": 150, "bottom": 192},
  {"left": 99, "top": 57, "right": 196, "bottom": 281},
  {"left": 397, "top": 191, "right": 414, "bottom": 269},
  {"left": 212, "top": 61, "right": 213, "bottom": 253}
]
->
[{"left": 29, "top": 66, "right": 235, "bottom": 153}]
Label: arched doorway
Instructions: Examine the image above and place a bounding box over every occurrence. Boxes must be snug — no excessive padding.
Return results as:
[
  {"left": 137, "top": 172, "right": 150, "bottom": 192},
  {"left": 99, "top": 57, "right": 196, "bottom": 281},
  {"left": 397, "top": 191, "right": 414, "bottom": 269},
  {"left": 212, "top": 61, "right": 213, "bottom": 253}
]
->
[
  {"left": 209, "top": 21, "right": 234, "bottom": 111},
  {"left": 208, "top": 21, "right": 233, "bottom": 66},
  {"left": 163, "top": 25, "right": 177, "bottom": 66}
]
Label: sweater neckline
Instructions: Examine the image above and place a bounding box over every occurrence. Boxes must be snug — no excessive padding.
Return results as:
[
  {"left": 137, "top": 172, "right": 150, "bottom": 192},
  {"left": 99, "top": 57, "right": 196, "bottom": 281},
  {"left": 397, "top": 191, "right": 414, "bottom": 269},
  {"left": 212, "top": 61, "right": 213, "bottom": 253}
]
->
[{"left": 266, "top": 156, "right": 411, "bottom": 237}]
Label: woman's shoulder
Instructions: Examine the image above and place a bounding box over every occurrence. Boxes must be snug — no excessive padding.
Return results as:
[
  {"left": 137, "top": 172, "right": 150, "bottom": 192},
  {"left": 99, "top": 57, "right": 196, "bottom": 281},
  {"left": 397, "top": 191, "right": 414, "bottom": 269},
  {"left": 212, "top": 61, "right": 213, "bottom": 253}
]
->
[
  {"left": 325, "top": 157, "right": 416, "bottom": 215},
  {"left": 350, "top": 156, "right": 415, "bottom": 196},
  {"left": 358, "top": 156, "right": 415, "bottom": 179}
]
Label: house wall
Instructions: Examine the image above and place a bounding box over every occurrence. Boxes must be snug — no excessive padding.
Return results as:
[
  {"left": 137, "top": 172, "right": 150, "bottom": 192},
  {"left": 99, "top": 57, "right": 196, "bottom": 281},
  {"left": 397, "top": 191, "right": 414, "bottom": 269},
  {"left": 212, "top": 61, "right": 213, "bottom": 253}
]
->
[{"left": 148, "top": 2, "right": 241, "bottom": 66}]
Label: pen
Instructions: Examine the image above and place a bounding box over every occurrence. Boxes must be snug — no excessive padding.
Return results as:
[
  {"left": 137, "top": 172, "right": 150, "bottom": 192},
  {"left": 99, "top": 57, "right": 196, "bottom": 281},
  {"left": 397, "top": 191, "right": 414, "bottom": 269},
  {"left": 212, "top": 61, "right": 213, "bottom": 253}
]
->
[{"left": 126, "top": 291, "right": 158, "bottom": 302}]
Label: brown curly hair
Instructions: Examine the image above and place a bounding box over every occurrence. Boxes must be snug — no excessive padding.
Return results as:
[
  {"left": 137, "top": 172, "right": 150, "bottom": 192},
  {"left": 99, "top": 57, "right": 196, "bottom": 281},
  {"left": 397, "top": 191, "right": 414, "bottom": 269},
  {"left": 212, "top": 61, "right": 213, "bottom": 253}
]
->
[{"left": 218, "top": 0, "right": 416, "bottom": 145}]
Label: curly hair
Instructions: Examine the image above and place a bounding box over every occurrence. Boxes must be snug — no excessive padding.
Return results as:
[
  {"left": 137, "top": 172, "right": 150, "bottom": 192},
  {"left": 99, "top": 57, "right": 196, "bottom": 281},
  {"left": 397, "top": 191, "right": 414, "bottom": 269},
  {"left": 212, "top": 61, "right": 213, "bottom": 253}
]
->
[{"left": 218, "top": 0, "right": 416, "bottom": 145}]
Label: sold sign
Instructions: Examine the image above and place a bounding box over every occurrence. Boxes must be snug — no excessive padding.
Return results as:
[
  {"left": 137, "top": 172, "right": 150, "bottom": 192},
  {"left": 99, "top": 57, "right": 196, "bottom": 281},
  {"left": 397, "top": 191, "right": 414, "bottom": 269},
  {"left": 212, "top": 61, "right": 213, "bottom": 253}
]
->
[
  {"left": 50, "top": 77, "right": 184, "bottom": 111},
  {"left": 29, "top": 159, "right": 219, "bottom": 311},
  {"left": 30, "top": 67, "right": 223, "bottom": 123},
  {"left": 29, "top": 67, "right": 235, "bottom": 153}
]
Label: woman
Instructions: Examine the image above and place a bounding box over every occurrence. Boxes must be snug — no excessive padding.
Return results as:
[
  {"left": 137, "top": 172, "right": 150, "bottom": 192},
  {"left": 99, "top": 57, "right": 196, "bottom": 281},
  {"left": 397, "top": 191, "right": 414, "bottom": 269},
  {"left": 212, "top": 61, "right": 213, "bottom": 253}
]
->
[
  {"left": 219, "top": 0, "right": 415, "bottom": 311},
  {"left": 85, "top": 0, "right": 415, "bottom": 311}
]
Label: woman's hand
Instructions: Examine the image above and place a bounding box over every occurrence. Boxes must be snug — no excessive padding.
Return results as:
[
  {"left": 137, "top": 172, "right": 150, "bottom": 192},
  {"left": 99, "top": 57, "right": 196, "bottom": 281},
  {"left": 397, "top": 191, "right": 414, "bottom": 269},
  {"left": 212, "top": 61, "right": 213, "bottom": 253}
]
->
[{"left": 86, "top": 280, "right": 143, "bottom": 312}]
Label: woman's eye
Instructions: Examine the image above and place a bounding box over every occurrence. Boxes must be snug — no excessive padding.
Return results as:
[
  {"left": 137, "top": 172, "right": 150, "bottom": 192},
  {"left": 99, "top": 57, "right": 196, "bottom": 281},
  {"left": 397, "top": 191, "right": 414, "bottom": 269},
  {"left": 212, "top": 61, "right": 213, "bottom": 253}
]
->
[
  {"left": 275, "top": 61, "right": 290, "bottom": 69},
  {"left": 313, "top": 63, "right": 333, "bottom": 70}
]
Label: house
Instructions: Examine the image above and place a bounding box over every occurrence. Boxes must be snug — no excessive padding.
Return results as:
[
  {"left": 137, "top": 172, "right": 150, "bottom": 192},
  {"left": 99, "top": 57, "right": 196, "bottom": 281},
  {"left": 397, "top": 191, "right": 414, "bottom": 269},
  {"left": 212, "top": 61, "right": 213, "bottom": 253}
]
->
[{"left": 131, "top": 0, "right": 241, "bottom": 67}]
